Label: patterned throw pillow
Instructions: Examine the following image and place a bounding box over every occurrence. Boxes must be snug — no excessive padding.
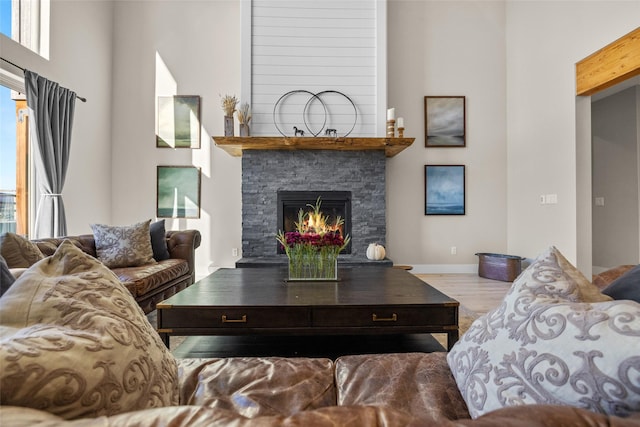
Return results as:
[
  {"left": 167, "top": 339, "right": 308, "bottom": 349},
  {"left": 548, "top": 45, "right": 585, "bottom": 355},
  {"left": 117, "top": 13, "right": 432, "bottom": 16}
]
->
[
  {"left": 0, "top": 232, "right": 45, "bottom": 268},
  {"left": 0, "top": 241, "right": 178, "bottom": 419},
  {"left": 447, "top": 246, "right": 640, "bottom": 418},
  {"left": 91, "top": 220, "right": 155, "bottom": 268}
]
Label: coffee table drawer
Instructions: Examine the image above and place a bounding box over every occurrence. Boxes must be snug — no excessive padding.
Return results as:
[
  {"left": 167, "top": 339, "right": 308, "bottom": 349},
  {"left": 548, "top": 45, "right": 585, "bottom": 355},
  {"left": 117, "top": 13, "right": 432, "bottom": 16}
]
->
[
  {"left": 160, "top": 306, "right": 309, "bottom": 329},
  {"left": 311, "top": 306, "right": 456, "bottom": 328}
]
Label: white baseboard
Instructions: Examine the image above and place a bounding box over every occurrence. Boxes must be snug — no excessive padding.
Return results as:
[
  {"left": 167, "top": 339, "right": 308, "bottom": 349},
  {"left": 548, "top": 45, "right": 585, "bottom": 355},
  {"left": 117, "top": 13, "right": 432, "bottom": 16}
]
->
[{"left": 410, "top": 264, "right": 478, "bottom": 274}]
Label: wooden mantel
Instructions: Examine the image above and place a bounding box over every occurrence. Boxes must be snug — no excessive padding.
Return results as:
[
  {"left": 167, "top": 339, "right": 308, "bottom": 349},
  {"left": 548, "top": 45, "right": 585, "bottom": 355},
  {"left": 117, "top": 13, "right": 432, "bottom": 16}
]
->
[{"left": 212, "top": 136, "right": 415, "bottom": 158}]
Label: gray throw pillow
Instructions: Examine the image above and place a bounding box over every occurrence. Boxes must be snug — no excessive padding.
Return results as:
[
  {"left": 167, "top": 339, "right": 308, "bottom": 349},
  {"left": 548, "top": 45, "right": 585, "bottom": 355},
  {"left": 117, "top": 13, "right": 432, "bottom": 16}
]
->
[
  {"left": 602, "top": 264, "right": 640, "bottom": 303},
  {"left": 90, "top": 220, "right": 155, "bottom": 268},
  {"left": 0, "top": 255, "right": 15, "bottom": 296},
  {"left": 150, "top": 220, "right": 170, "bottom": 261}
]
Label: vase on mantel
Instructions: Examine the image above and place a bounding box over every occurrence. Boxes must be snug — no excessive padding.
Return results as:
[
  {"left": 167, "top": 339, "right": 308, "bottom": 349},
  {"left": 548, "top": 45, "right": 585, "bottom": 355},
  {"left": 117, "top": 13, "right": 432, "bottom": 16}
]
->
[
  {"left": 239, "top": 123, "right": 250, "bottom": 137},
  {"left": 224, "top": 116, "right": 234, "bottom": 136}
]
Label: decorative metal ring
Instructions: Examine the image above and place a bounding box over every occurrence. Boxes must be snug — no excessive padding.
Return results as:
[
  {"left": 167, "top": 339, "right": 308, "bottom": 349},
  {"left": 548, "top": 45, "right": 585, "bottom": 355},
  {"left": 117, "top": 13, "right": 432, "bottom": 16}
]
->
[
  {"left": 304, "top": 90, "right": 358, "bottom": 138},
  {"left": 272, "top": 90, "right": 327, "bottom": 138}
]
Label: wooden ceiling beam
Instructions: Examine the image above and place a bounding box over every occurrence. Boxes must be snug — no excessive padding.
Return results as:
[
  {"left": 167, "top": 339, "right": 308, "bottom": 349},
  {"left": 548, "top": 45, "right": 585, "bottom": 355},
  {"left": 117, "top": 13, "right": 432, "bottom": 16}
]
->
[{"left": 576, "top": 27, "right": 640, "bottom": 96}]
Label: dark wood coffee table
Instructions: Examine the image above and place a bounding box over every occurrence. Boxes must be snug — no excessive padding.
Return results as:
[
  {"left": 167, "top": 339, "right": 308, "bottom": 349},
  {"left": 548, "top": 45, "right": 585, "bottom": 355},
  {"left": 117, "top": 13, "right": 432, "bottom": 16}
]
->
[{"left": 157, "top": 267, "right": 460, "bottom": 351}]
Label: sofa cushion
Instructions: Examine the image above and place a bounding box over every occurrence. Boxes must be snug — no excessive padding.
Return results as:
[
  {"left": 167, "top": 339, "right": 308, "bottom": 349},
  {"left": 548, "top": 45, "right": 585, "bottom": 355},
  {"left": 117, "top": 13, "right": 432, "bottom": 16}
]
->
[
  {"left": 447, "top": 246, "right": 640, "bottom": 419},
  {"left": 91, "top": 220, "right": 155, "bottom": 268},
  {"left": 335, "top": 352, "right": 470, "bottom": 422},
  {"left": 150, "top": 220, "right": 171, "bottom": 261},
  {"left": 0, "top": 241, "right": 178, "bottom": 420},
  {"left": 177, "top": 357, "right": 336, "bottom": 418},
  {"left": 602, "top": 264, "right": 640, "bottom": 303},
  {"left": 112, "top": 258, "right": 189, "bottom": 297},
  {"left": 0, "top": 232, "right": 45, "bottom": 268}
]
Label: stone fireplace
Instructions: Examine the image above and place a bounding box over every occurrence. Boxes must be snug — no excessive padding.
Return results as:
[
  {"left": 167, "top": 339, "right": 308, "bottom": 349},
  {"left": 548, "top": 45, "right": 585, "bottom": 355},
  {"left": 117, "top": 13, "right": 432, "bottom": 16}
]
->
[{"left": 238, "top": 149, "right": 389, "bottom": 266}]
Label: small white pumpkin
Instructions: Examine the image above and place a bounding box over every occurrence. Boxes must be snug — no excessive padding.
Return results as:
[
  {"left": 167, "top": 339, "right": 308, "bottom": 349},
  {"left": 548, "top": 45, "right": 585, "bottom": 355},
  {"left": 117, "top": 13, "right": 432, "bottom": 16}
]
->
[{"left": 366, "top": 243, "right": 386, "bottom": 261}]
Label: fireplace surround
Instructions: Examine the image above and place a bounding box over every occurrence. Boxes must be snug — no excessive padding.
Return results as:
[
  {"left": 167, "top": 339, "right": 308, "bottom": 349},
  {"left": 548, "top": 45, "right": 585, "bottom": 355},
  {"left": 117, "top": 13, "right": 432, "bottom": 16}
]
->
[{"left": 239, "top": 149, "right": 389, "bottom": 266}]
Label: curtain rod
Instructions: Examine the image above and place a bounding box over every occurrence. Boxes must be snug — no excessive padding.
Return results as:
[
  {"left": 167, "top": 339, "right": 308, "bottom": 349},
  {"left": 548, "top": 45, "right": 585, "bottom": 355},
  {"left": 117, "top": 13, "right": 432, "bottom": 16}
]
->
[{"left": 1, "top": 57, "right": 87, "bottom": 102}]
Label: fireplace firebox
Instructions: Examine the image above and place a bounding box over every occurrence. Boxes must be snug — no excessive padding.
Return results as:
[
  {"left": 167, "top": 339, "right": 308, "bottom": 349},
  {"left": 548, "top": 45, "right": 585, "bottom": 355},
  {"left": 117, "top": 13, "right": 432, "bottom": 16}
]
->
[{"left": 277, "top": 191, "right": 352, "bottom": 254}]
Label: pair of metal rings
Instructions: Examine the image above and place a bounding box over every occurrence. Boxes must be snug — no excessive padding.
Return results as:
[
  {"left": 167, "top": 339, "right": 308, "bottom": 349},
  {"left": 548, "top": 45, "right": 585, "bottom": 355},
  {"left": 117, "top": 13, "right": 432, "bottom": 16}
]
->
[{"left": 272, "top": 90, "right": 357, "bottom": 138}]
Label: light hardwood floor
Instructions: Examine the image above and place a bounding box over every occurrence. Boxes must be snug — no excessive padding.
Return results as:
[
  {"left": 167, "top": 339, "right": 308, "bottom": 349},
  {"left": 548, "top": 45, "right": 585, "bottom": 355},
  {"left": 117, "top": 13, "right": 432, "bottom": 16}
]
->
[{"left": 415, "top": 273, "right": 512, "bottom": 315}]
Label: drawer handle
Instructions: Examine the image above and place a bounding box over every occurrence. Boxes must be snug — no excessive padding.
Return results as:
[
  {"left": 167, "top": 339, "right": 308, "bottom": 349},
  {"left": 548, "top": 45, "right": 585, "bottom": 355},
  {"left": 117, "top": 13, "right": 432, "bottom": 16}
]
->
[
  {"left": 372, "top": 313, "right": 397, "bottom": 322},
  {"left": 222, "top": 315, "right": 247, "bottom": 323}
]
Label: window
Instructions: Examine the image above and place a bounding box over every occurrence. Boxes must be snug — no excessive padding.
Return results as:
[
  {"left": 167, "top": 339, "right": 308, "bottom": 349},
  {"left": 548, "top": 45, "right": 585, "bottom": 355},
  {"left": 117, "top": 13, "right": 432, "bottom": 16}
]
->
[
  {"left": 0, "top": 0, "right": 46, "bottom": 237},
  {"left": 0, "top": 0, "right": 49, "bottom": 58},
  {"left": 0, "top": 84, "right": 30, "bottom": 237}
]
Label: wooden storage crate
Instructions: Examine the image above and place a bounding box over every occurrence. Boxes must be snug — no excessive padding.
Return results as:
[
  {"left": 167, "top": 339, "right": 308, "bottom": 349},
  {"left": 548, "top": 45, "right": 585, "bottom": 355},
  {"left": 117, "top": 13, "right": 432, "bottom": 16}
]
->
[{"left": 475, "top": 253, "right": 524, "bottom": 282}]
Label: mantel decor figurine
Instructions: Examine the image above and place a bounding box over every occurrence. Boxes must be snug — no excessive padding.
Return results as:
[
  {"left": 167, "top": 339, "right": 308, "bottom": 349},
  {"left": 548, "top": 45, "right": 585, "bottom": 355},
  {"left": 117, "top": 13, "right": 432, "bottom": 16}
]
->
[
  {"left": 221, "top": 94, "right": 238, "bottom": 136},
  {"left": 276, "top": 197, "right": 350, "bottom": 281}
]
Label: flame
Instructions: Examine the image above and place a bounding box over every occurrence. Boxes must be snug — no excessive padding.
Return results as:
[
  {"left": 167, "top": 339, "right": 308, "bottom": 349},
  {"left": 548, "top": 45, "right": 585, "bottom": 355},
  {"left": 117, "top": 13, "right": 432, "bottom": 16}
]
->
[{"left": 293, "top": 198, "right": 344, "bottom": 237}]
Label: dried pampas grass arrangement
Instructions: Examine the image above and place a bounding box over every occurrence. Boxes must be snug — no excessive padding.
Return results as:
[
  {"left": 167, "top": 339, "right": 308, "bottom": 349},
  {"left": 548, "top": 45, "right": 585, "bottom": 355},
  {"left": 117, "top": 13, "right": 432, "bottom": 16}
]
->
[
  {"left": 220, "top": 94, "right": 238, "bottom": 117},
  {"left": 237, "top": 102, "right": 251, "bottom": 124}
]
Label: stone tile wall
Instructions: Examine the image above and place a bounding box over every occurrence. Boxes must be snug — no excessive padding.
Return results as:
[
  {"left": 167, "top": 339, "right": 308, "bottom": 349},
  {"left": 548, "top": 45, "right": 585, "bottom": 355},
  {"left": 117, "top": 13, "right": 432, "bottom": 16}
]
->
[{"left": 242, "top": 150, "right": 386, "bottom": 258}]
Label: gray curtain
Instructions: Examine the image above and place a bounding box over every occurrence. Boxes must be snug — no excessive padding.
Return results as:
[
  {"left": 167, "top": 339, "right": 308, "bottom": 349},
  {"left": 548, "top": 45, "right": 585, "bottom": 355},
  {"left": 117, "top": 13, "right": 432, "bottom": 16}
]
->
[{"left": 24, "top": 70, "right": 76, "bottom": 238}]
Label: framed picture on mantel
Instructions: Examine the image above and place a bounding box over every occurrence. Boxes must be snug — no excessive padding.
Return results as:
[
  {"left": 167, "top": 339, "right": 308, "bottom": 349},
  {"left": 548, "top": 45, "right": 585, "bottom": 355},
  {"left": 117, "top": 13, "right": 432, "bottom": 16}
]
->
[
  {"left": 424, "top": 96, "right": 466, "bottom": 147},
  {"left": 425, "top": 165, "right": 465, "bottom": 215}
]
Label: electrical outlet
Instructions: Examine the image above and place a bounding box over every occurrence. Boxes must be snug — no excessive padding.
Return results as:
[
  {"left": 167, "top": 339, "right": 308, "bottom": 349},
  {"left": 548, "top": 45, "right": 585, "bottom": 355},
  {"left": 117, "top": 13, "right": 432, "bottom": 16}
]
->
[
  {"left": 232, "top": 248, "right": 238, "bottom": 257},
  {"left": 451, "top": 246, "right": 457, "bottom": 255},
  {"left": 540, "top": 195, "right": 546, "bottom": 205}
]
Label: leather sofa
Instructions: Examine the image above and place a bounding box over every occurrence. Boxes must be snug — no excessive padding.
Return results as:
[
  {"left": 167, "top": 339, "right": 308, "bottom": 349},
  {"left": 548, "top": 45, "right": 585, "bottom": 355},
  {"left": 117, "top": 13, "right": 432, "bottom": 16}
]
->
[
  {"left": 1, "top": 352, "right": 639, "bottom": 426},
  {"left": 1, "top": 243, "right": 638, "bottom": 426},
  {"left": 31, "top": 230, "right": 201, "bottom": 314}
]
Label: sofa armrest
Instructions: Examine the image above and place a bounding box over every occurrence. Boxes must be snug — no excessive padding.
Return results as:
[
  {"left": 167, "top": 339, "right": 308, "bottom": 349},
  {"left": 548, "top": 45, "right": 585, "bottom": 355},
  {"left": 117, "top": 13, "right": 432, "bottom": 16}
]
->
[{"left": 166, "top": 230, "right": 201, "bottom": 282}]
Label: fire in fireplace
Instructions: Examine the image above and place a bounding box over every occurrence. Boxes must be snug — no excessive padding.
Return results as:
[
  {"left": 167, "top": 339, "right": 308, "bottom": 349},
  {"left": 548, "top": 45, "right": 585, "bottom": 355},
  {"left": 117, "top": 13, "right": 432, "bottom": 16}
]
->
[{"left": 277, "top": 191, "right": 352, "bottom": 254}]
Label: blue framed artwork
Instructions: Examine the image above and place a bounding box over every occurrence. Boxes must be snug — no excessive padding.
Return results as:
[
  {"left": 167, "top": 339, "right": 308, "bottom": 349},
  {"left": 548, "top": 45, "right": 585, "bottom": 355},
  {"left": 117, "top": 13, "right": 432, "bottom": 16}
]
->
[{"left": 425, "top": 165, "right": 465, "bottom": 215}]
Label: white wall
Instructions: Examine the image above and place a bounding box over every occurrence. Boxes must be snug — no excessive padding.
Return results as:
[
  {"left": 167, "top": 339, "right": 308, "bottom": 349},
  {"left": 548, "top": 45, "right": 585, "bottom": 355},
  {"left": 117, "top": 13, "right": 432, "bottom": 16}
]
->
[
  {"left": 386, "top": 0, "right": 508, "bottom": 271},
  {"left": 111, "top": 1, "right": 241, "bottom": 278},
  {"left": 505, "top": 1, "right": 640, "bottom": 266},
  {"left": 0, "top": 0, "right": 114, "bottom": 235}
]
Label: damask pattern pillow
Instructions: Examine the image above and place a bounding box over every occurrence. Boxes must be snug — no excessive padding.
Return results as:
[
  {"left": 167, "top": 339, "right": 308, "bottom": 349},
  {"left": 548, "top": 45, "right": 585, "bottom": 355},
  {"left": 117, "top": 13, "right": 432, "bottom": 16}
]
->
[
  {"left": 447, "top": 246, "right": 640, "bottom": 419},
  {"left": 0, "top": 241, "right": 178, "bottom": 419},
  {"left": 0, "top": 232, "right": 45, "bottom": 268},
  {"left": 90, "top": 220, "right": 155, "bottom": 268}
]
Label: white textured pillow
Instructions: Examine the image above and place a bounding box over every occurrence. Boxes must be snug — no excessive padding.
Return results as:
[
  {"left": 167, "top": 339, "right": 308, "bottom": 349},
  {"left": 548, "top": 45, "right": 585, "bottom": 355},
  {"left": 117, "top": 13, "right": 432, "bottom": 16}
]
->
[
  {"left": 447, "top": 246, "right": 640, "bottom": 418},
  {"left": 91, "top": 220, "right": 154, "bottom": 268},
  {"left": 0, "top": 241, "right": 178, "bottom": 419}
]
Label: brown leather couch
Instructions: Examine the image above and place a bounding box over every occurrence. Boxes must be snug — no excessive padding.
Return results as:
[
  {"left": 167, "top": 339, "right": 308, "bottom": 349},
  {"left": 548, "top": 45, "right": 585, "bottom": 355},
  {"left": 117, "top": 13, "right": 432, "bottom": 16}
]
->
[
  {"left": 1, "top": 352, "right": 639, "bottom": 426},
  {"left": 31, "top": 230, "right": 201, "bottom": 314}
]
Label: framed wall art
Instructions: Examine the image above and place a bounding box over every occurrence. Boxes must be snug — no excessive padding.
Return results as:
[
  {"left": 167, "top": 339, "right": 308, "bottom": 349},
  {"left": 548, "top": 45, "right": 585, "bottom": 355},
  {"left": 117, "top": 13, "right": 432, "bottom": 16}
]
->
[
  {"left": 424, "top": 96, "right": 466, "bottom": 147},
  {"left": 425, "top": 165, "right": 465, "bottom": 215},
  {"left": 157, "top": 166, "right": 201, "bottom": 218},
  {"left": 156, "top": 95, "right": 201, "bottom": 148}
]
